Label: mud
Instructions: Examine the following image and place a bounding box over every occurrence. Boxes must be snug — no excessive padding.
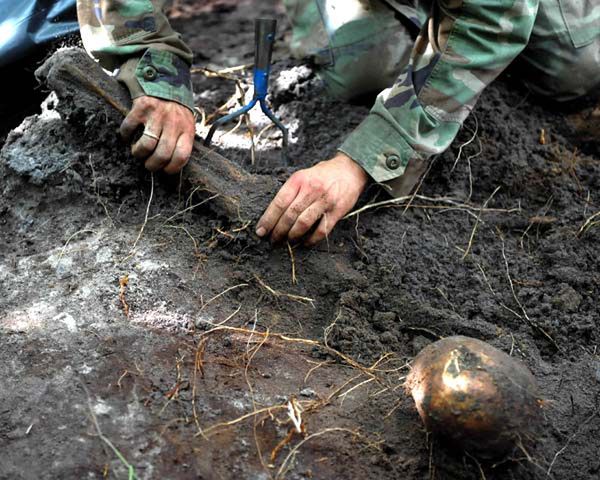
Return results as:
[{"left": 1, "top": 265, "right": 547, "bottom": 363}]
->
[{"left": 1, "top": 1, "right": 599, "bottom": 479}]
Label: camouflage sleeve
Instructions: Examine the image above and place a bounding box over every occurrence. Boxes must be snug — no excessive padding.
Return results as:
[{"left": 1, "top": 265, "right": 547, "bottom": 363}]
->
[
  {"left": 339, "top": 0, "right": 540, "bottom": 197},
  {"left": 76, "top": 0, "right": 194, "bottom": 111}
]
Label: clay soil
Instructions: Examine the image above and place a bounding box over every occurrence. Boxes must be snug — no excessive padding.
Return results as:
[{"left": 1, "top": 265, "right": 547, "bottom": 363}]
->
[{"left": 1, "top": 1, "right": 599, "bottom": 479}]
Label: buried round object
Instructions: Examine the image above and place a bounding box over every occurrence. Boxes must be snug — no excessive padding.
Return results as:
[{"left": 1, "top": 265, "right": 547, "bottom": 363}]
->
[{"left": 406, "top": 336, "right": 542, "bottom": 457}]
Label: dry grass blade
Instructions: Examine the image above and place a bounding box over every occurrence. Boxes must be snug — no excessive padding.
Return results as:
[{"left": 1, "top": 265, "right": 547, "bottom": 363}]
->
[{"left": 577, "top": 210, "right": 600, "bottom": 238}]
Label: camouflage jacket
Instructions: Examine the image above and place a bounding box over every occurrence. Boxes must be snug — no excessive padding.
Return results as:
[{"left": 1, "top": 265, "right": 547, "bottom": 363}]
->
[
  {"left": 77, "top": 0, "right": 194, "bottom": 111},
  {"left": 338, "top": 0, "right": 600, "bottom": 196}
]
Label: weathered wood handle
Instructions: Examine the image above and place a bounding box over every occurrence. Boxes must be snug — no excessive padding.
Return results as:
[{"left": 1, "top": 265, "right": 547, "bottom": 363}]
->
[{"left": 36, "top": 48, "right": 280, "bottom": 223}]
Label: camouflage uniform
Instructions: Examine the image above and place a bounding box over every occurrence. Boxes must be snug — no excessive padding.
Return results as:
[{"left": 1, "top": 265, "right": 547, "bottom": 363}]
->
[
  {"left": 283, "top": 0, "right": 600, "bottom": 196},
  {"left": 77, "top": 0, "right": 194, "bottom": 112}
]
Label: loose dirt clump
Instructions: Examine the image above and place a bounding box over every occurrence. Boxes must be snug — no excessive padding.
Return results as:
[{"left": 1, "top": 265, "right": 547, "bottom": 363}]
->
[{"left": 1, "top": 2, "right": 599, "bottom": 479}]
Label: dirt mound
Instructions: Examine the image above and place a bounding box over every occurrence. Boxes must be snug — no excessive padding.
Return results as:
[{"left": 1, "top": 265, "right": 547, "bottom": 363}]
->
[{"left": 1, "top": 2, "right": 599, "bottom": 479}]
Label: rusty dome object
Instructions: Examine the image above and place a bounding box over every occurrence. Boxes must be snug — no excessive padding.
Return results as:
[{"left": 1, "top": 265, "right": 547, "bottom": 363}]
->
[{"left": 406, "top": 336, "right": 542, "bottom": 457}]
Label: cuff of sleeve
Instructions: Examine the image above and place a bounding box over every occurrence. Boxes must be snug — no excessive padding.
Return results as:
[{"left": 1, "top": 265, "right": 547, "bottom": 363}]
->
[
  {"left": 117, "top": 48, "right": 195, "bottom": 113},
  {"left": 339, "top": 113, "right": 419, "bottom": 184}
]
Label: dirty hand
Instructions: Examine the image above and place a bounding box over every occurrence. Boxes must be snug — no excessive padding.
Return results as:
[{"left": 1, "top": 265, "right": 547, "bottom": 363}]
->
[
  {"left": 120, "top": 96, "right": 195, "bottom": 174},
  {"left": 255, "top": 152, "right": 369, "bottom": 246}
]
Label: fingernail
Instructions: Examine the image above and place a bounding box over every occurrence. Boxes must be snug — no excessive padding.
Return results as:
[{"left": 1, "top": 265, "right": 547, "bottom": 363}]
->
[{"left": 256, "top": 227, "right": 266, "bottom": 237}]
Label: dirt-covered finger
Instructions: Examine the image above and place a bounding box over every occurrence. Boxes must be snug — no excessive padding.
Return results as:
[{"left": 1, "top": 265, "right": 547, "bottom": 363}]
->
[
  {"left": 131, "top": 124, "right": 162, "bottom": 159},
  {"left": 288, "top": 201, "right": 326, "bottom": 241},
  {"left": 144, "top": 127, "right": 177, "bottom": 172},
  {"left": 119, "top": 111, "right": 145, "bottom": 141},
  {"left": 269, "top": 188, "right": 321, "bottom": 243},
  {"left": 255, "top": 178, "right": 302, "bottom": 238},
  {"left": 305, "top": 211, "right": 339, "bottom": 246},
  {"left": 163, "top": 132, "right": 193, "bottom": 174}
]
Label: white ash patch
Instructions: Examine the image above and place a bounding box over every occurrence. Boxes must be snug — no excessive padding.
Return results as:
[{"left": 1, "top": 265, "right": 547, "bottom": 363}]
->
[
  {"left": 134, "top": 258, "right": 169, "bottom": 273},
  {"left": 130, "top": 302, "right": 197, "bottom": 333},
  {"left": 1, "top": 301, "right": 58, "bottom": 332},
  {"left": 92, "top": 400, "right": 112, "bottom": 416},
  {"left": 53, "top": 312, "right": 78, "bottom": 332},
  {"left": 273, "top": 65, "right": 313, "bottom": 93}
]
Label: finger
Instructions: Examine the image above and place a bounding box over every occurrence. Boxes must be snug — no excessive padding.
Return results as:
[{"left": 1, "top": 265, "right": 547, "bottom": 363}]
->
[
  {"left": 131, "top": 123, "right": 162, "bottom": 159},
  {"left": 305, "top": 211, "right": 340, "bottom": 246},
  {"left": 255, "top": 176, "right": 302, "bottom": 238},
  {"left": 144, "top": 127, "right": 178, "bottom": 172},
  {"left": 288, "top": 200, "right": 327, "bottom": 241},
  {"left": 270, "top": 188, "right": 320, "bottom": 243},
  {"left": 163, "top": 131, "right": 194, "bottom": 174},
  {"left": 119, "top": 111, "right": 145, "bottom": 141}
]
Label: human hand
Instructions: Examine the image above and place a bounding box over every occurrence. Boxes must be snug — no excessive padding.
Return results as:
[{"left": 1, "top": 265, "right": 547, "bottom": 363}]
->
[
  {"left": 120, "top": 96, "right": 195, "bottom": 174},
  {"left": 255, "top": 152, "right": 369, "bottom": 246}
]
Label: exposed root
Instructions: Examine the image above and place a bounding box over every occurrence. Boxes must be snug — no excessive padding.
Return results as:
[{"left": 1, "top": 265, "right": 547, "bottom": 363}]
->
[
  {"left": 198, "top": 325, "right": 407, "bottom": 401},
  {"left": 403, "top": 156, "right": 437, "bottom": 215},
  {"left": 80, "top": 381, "right": 138, "bottom": 480},
  {"left": 270, "top": 428, "right": 297, "bottom": 465},
  {"left": 159, "top": 353, "right": 186, "bottom": 415},
  {"left": 192, "top": 338, "right": 207, "bottom": 439},
  {"left": 462, "top": 186, "right": 501, "bottom": 259},
  {"left": 428, "top": 435, "right": 436, "bottom": 480},
  {"left": 254, "top": 274, "right": 315, "bottom": 307},
  {"left": 451, "top": 114, "right": 479, "bottom": 173},
  {"left": 196, "top": 404, "right": 289, "bottom": 437},
  {"left": 287, "top": 242, "right": 298, "bottom": 285},
  {"left": 323, "top": 309, "right": 342, "bottom": 346},
  {"left": 55, "top": 228, "right": 97, "bottom": 268},
  {"left": 163, "top": 193, "right": 220, "bottom": 223},
  {"left": 162, "top": 225, "right": 200, "bottom": 256},
  {"left": 303, "top": 359, "right": 335, "bottom": 383},
  {"left": 243, "top": 313, "right": 272, "bottom": 473},
  {"left": 122, "top": 173, "right": 155, "bottom": 263},
  {"left": 200, "top": 283, "right": 249, "bottom": 310},
  {"left": 275, "top": 428, "right": 378, "bottom": 479},
  {"left": 344, "top": 195, "right": 519, "bottom": 220},
  {"left": 88, "top": 154, "right": 114, "bottom": 225},
  {"left": 465, "top": 451, "right": 487, "bottom": 480},
  {"left": 500, "top": 237, "right": 560, "bottom": 351},
  {"left": 547, "top": 403, "right": 599, "bottom": 476},
  {"left": 118, "top": 275, "right": 130, "bottom": 318}
]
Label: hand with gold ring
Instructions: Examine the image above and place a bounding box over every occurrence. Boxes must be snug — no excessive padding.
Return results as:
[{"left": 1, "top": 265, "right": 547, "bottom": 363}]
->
[{"left": 119, "top": 95, "right": 196, "bottom": 174}]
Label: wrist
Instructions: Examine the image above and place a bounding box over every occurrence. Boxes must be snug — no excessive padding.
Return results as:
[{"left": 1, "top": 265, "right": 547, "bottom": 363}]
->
[{"left": 333, "top": 151, "right": 369, "bottom": 189}]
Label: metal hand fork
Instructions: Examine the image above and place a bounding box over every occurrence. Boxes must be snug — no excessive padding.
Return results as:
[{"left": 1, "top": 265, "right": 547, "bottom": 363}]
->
[{"left": 204, "top": 18, "right": 289, "bottom": 164}]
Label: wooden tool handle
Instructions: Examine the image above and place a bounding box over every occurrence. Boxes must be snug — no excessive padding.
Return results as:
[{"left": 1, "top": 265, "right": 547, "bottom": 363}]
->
[{"left": 38, "top": 48, "right": 279, "bottom": 222}]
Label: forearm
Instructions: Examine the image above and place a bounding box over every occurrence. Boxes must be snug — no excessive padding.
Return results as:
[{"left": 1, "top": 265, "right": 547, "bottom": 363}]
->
[
  {"left": 76, "top": 0, "right": 194, "bottom": 110},
  {"left": 340, "top": 0, "right": 540, "bottom": 196}
]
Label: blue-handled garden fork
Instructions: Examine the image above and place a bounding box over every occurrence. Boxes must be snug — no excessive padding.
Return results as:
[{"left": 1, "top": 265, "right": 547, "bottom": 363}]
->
[{"left": 204, "top": 18, "right": 289, "bottom": 164}]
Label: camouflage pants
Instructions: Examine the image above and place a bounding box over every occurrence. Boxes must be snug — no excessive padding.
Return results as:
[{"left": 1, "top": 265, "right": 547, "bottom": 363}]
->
[{"left": 283, "top": 0, "right": 600, "bottom": 102}]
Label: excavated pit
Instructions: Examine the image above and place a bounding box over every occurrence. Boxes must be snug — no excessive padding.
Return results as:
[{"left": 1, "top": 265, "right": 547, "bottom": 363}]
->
[{"left": 1, "top": 1, "right": 599, "bottom": 479}]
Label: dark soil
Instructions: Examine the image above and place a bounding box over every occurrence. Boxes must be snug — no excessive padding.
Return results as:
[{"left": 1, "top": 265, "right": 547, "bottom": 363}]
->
[{"left": 1, "top": 1, "right": 599, "bottom": 479}]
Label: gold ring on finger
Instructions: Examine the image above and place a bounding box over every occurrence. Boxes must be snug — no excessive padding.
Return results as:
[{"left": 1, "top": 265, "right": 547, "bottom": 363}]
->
[{"left": 143, "top": 130, "right": 160, "bottom": 141}]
